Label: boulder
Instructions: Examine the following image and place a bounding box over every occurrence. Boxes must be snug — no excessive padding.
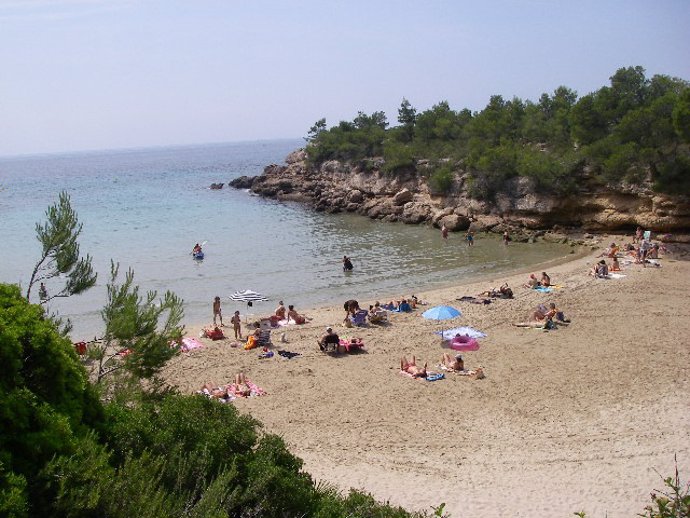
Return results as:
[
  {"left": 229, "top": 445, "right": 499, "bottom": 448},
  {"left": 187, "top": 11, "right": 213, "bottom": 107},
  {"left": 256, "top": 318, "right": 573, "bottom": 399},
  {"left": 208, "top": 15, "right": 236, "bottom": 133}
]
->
[
  {"left": 440, "top": 214, "right": 470, "bottom": 231},
  {"left": 401, "top": 202, "right": 431, "bottom": 224},
  {"left": 346, "top": 189, "right": 364, "bottom": 204},
  {"left": 393, "top": 188, "right": 414, "bottom": 205}
]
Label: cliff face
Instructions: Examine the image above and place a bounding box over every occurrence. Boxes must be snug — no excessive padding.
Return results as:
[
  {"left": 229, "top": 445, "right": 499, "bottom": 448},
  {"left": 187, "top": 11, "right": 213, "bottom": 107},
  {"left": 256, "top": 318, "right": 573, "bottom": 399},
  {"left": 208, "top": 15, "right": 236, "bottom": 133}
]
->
[{"left": 230, "top": 149, "right": 690, "bottom": 237}]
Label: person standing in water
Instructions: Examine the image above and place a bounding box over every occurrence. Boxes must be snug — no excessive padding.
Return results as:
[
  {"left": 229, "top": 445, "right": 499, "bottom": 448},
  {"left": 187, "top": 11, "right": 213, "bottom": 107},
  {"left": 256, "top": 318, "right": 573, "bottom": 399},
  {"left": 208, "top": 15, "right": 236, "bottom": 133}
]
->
[
  {"left": 466, "top": 230, "right": 474, "bottom": 246},
  {"left": 343, "top": 255, "right": 354, "bottom": 271},
  {"left": 503, "top": 231, "right": 510, "bottom": 245},
  {"left": 213, "top": 296, "right": 223, "bottom": 326},
  {"left": 441, "top": 224, "right": 449, "bottom": 240}
]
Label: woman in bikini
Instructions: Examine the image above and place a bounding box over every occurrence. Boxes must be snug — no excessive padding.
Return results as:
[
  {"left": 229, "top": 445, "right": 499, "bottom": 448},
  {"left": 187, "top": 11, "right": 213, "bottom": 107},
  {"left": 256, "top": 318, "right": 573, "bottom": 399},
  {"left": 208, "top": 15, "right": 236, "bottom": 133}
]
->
[
  {"left": 400, "top": 356, "right": 427, "bottom": 378},
  {"left": 441, "top": 353, "right": 464, "bottom": 372}
]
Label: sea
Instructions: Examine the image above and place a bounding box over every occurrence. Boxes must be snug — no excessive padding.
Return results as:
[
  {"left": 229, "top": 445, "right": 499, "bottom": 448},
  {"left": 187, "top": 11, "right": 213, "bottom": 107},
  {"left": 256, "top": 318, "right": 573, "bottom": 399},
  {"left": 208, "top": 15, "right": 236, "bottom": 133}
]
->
[{"left": 0, "top": 139, "right": 571, "bottom": 339}]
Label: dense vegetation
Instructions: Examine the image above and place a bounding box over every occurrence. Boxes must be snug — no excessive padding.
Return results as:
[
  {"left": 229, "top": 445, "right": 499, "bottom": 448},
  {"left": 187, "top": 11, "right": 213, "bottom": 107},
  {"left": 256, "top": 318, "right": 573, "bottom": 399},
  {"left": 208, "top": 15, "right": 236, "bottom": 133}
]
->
[
  {"left": 305, "top": 66, "right": 690, "bottom": 198},
  {"left": 0, "top": 284, "right": 427, "bottom": 517}
]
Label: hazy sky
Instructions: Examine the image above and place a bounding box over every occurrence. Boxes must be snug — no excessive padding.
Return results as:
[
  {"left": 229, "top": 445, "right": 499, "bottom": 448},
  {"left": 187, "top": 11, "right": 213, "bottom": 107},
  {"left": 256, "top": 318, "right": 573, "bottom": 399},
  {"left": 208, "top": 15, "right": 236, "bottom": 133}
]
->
[{"left": 1, "top": 0, "right": 688, "bottom": 156}]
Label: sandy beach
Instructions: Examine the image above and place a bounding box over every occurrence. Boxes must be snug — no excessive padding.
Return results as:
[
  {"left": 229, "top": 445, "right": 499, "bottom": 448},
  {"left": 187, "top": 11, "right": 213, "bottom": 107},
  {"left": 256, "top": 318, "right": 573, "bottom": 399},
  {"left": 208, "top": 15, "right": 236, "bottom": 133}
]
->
[{"left": 163, "top": 240, "right": 690, "bottom": 518}]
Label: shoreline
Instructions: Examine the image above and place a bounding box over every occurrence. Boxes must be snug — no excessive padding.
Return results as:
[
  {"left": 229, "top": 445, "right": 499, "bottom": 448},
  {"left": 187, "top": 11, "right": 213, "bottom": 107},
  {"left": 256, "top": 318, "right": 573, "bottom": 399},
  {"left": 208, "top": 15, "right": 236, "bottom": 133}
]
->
[{"left": 163, "top": 240, "right": 690, "bottom": 517}]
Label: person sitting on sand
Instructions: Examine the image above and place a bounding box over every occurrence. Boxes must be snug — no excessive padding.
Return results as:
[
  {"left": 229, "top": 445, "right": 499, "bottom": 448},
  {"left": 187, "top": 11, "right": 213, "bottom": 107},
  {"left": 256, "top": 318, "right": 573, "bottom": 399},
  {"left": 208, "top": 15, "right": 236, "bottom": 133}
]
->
[
  {"left": 524, "top": 274, "right": 539, "bottom": 289},
  {"left": 319, "top": 326, "right": 340, "bottom": 352},
  {"left": 274, "top": 301, "right": 286, "bottom": 319},
  {"left": 368, "top": 302, "right": 388, "bottom": 323},
  {"left": 400, "top": 356, "right": 427, "bottom": 378},
  {"left": 540, "top": 272, "right": 551, "bottom": 287},
  {"left": 398, "top": 299, "right": 412, "bottom": 312},
  {"left": 287, "top": 304, "right": 309, "bottom": 324},
  {"left": 601, "top": 242, "right": 619, "bottom": 258},
  {"left": 441, "top": 353, "right": 464, "bottom": 372},
  {"left": 204, "top": 325, "right": 225, "bottom": 340},
  {"left": 647, "top": 244, "right": 660, "bottom": 259},
  {"left": 596, "top": 260, "right": 609, "bottom": 278},
  {"left": 532, "top": 302, "right": 558, "bottom": 322}
]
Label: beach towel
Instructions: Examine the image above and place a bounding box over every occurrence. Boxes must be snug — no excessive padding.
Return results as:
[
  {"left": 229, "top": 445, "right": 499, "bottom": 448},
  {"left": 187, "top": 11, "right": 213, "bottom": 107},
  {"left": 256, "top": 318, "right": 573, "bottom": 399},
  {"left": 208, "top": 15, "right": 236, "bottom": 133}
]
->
[
  {"left": 180, "top": 337, "right": 204, "bottom": 353},
  {"left": 277, "top": 350, "right": 301, "bottom": 359},
  {"left": 425, "top": 372, "right": 445, "bottom": 382},
  {"left": 437, "top": 364, "right": 483, "bottom": 377},
  {"left": 608, "top": 272, "right": 626, "bottom": 279},
  {"left": 258, "top": 350, "right": 274, "bottom": 359},
  {"left": 534, "top": 286, "right": 553, "bottom": 293},
  {"left": 435, "top": 326, "right": 487, "bottom": 340},
  {"left": 276, "top": 319, "right": 296, "bottom": 326}
]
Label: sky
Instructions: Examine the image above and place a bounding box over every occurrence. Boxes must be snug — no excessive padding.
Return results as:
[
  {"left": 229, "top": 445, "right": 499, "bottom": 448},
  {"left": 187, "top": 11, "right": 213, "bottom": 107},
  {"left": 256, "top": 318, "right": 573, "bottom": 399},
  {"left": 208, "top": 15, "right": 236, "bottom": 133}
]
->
[{"left": 0, "top": 0, "right": 688, "bottom": 156}]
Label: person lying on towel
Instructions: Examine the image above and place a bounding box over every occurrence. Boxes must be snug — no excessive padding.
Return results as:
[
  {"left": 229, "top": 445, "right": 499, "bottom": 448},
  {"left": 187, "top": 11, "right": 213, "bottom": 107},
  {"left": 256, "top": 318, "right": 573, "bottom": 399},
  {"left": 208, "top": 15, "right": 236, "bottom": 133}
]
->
[{"left": 400, "top": 356, "right": 427, "bottom": 378}]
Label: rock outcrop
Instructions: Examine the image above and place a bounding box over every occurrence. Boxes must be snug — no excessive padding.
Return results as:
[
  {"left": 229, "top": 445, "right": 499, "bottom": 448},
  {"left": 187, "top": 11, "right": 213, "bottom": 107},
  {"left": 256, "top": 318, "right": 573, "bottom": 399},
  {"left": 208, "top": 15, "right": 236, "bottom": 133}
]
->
[{"left": 228, "top": 149, "right": 690, "bottom": 238}]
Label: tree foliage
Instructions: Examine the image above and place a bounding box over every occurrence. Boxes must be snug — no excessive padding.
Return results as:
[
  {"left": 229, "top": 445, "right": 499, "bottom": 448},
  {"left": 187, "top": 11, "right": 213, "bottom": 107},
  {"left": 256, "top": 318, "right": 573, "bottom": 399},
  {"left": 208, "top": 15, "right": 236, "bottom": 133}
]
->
[
  {"left": 305, "top": 66, "right": 690, "bottom": 197},
  {"left": 1, "top": 283, "right": 428, "bottom": 517},
  {"left": 26, "top": 191, "right": 97, "bottom": 304},
  {"left": 90, "top": 261, "right": 184, "bottom": 387}
]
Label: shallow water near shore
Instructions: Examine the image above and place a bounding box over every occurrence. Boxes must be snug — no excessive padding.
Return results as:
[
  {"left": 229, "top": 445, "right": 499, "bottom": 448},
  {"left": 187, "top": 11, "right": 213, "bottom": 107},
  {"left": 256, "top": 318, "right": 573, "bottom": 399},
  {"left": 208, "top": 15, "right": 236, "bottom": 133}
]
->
[{"left": 0, "top": 140, "right": 571, "bottom": 338}]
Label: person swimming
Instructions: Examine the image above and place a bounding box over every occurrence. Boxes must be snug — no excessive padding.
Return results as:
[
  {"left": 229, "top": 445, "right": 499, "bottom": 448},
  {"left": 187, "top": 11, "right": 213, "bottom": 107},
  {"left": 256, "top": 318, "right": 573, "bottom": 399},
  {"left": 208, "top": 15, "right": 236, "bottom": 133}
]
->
[{"left": 343, "top": 255, "right": 354, "bottom": 271}]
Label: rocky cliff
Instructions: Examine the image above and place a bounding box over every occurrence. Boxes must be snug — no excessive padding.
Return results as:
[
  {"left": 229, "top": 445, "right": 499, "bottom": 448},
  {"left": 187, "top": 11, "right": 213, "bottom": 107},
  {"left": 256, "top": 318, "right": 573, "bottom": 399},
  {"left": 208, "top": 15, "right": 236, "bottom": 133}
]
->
[{"left": 230, "top": 149, "right": 690, "bottom": 240}]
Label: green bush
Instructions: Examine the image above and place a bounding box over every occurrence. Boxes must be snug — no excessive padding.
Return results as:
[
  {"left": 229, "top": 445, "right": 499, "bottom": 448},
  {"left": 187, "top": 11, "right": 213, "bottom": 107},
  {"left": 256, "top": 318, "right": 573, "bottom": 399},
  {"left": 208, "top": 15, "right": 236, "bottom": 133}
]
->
[{"left": 428, "top": 163, "right": 456, "bottom": 194}]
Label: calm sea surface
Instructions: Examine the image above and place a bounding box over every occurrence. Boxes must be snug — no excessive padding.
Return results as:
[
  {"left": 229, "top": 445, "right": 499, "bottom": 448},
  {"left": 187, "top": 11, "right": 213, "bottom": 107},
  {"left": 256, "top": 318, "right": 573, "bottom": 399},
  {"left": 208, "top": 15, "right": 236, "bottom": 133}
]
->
[{"left": 0, "top": 140, "right": 570, "bottom": 339}]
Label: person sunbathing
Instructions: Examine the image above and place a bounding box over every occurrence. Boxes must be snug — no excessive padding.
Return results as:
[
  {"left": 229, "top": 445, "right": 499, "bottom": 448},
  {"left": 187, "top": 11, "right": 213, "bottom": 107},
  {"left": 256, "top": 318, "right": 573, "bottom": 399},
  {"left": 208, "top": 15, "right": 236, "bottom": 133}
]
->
[
  {"left": 200, "top": 382, "right": 230, "bottom": 399},
  {"left": 441, "top": 353, "right": 464, "bottom": 372},
  {"left": 287, "top": 305, "right": 309, "bottom": 324},
  {"left": 204, "top": 325, "right": 225, "bottom": 340},
  {"left": 400, "top": 356, "right": 427, "bottom": 378},
  {"left": 524, "top": 274, "right": 539, "bottom": 289},
  {"left": 233, "top": 372, "right": 251, "bottom": 397},
  {"left": 540, "top": 272, "right": 551, "bottom": 287},
  {"left": 479, "top": 283, "right": 513, "bottom": 299}
]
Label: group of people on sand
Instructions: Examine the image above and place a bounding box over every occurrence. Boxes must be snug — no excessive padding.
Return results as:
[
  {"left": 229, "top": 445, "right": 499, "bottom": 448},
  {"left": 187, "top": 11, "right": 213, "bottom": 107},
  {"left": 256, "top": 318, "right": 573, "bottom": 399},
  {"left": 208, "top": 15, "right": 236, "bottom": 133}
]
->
[
  {"left": 212, "top": 297, "right": 242, "bottom": 338},
  {"left": 524, "top": 272, "right": 551, "bottom": 288},
  {"left": 272, "top": 300, "right": 311, "bottom": 325},
  {"left": 400, "top": 354, "right": 485, "bottom": 379}
]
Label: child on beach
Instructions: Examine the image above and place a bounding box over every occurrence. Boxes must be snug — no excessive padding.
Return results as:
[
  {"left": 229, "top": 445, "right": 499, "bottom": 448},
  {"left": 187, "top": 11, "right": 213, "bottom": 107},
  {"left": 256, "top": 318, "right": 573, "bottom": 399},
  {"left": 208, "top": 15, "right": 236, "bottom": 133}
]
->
[
  {"left": 230, "top": 310, "right": 242, "bottom": 339},
  {"left": 213, "top": 296, "right": 223, "bottom": 326},
  {"left": 466, "top": 231, "right": 474, "bottom": 246}
]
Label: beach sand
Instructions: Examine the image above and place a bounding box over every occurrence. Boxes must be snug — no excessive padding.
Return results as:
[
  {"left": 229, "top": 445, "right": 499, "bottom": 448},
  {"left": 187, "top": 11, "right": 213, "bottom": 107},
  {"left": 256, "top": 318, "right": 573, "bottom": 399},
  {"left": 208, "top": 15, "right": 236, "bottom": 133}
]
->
[{"left": 163, "top": 242, "right": 690, "bottom": 518}]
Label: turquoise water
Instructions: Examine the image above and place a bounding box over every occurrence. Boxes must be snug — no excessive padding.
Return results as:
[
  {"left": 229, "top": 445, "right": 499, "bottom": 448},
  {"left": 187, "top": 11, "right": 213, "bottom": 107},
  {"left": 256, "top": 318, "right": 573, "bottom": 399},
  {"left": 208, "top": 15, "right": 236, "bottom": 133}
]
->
[{"left": 0, "top": 140, "right": 570, "bottom": 339}]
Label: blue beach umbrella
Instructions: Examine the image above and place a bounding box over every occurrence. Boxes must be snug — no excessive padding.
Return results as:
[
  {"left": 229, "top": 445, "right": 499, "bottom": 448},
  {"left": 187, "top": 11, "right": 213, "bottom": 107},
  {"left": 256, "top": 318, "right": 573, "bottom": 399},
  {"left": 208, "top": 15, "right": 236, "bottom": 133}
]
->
[{"left": 422, "top": 305, "right": 462, "bottom": 321}]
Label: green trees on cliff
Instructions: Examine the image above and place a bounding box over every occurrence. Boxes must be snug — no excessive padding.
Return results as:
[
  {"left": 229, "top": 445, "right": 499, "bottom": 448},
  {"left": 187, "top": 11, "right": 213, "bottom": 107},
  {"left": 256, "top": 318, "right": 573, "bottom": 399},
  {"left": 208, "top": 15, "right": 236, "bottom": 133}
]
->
[{"left": 305, "top": 66, "right": 690, "bottom": 197}]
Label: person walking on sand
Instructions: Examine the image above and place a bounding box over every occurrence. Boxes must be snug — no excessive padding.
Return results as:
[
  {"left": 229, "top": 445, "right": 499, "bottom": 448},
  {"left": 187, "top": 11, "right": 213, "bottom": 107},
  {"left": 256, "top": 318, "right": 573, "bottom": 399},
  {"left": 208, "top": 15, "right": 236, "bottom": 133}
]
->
[
  {"left": 213, "top": 296, "right": 223, "bottom": 326},
  {"left": 230, "top": 310, "right": 242, "bottom": 339},
  {"left": 441, "top": 224, "right": 449, "bottom": 240}
]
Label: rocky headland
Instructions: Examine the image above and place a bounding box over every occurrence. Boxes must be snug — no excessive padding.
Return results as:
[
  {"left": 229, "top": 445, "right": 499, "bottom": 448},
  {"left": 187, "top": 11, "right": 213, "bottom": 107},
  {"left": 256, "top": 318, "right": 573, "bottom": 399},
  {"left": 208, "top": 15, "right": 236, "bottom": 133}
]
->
[{"left": 230, "top": 149, "right": 690, "bottom": 243}]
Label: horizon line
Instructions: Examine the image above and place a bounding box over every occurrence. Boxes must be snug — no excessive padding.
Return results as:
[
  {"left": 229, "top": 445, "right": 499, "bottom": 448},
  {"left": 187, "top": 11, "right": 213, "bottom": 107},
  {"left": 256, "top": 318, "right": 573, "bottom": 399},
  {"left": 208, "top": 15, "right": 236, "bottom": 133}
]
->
[{"left": 0, "top": 136, "right": 305, "bottom": 161}]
